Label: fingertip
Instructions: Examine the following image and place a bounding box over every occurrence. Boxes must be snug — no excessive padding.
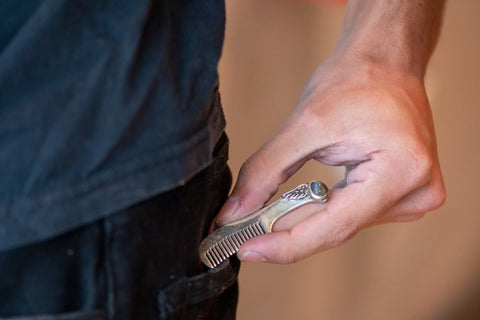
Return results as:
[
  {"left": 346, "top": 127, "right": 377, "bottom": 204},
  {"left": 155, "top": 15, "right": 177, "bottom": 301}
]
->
[{"left": 238, "top": 231, "right": 298, "bottom": 264}]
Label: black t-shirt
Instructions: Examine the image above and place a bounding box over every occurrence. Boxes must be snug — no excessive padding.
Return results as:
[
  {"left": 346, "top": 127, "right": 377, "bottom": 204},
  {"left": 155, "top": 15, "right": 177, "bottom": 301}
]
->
[{"left": 0, "top": 0, "right": 226, "bottom": 250}]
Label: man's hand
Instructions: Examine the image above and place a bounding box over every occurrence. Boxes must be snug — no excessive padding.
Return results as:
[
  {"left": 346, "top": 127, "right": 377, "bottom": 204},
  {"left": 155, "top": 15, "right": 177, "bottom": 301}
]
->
[{"left": 215, "top": 0, "right": 446, "bottom": 264}]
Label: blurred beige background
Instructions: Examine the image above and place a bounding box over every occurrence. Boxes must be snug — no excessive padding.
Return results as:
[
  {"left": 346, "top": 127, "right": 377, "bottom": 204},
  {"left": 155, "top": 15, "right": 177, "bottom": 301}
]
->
[{"left": 218, "top": 0, "right": 480, "bottom": 319}]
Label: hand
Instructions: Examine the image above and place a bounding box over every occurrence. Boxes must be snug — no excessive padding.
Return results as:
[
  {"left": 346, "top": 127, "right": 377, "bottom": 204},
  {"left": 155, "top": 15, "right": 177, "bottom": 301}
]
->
[{"left": 215, "top": 54, "right": 446, "bottom": 264}]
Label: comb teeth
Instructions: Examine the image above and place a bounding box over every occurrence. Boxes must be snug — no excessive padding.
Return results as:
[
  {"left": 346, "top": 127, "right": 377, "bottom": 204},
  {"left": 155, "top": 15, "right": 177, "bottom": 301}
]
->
[{"left": 205, "top": 222, "right": 267, "bottom": 268}]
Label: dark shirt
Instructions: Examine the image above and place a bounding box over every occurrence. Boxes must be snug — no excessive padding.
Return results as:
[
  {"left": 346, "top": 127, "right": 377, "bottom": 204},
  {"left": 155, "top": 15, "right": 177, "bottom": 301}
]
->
[{"left": 0, "top": 0, "right": 226, "bottom": 250}]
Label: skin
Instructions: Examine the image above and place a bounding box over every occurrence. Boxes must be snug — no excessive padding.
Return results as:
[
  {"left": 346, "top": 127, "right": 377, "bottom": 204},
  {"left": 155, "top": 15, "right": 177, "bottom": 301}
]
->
[{"left": 215, "top": 0, "right": 446, "bottom": 264}]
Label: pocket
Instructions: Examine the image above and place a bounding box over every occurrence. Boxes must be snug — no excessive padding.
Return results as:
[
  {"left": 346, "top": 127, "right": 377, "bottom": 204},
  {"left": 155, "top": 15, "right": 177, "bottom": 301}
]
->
[
  {"left": 157, "top": 257, "right": 240, "bottom": 320},
  {"left": 0, "top": 310, "right": 105, "bottom": 320}
]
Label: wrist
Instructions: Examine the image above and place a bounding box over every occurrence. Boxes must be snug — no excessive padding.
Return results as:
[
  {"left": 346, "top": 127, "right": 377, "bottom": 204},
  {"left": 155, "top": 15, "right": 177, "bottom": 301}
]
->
[
  {"left": 324, "top": 49, "right": 425, "bottom": 91},
  {"left": 332, "top": 43, "right": 424, "bottom": 82},
  {"left": 334, "top": 0, "right": 445, "bottom": 79}
]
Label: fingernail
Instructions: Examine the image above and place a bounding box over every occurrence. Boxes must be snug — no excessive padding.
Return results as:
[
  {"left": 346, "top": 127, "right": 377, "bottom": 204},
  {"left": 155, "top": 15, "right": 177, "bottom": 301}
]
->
[
  {"left": 238, "top": 251, "right": 267, "bottom": 262},
  {"left": 216, "top": 196, "right": 240, "bottom": 225}
]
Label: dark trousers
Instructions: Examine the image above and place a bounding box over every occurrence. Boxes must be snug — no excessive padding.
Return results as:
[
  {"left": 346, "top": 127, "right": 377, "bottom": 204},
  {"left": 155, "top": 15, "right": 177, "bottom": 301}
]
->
[{"left": 0, "top": 134, "right": 239, "bottom": 320}]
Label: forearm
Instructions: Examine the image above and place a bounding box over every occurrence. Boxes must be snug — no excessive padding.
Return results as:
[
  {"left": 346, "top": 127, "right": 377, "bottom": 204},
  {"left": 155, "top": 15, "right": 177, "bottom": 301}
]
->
[{"left": 336, "top": 0, "right": 445, "bottom": 78}]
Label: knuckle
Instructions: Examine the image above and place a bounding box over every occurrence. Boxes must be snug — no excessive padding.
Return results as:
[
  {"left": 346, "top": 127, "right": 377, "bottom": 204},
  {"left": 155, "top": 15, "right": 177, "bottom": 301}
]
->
[
  {"left": 284, "top": 252, "right": 301, "bottom": 264},
  {"left": 331, "top": 220, "right": 360, "bottom": 247},
  {"left": 282, "top": 233, "right": 307, "bottom": 264},
  {"left": 401, "top": 141, "right": 446, "bottom": 212},
  {"left": 400, "top": 212, "right": 427, "bottom": 222},
  {"left": 433, "top": 185, "right": 447, "bottom": 209},
  {"left": 423, "top": 181, "right": 447, "bottom": 212},
  {"left": 404, "top": 144, "right": 434, "bottom": 188},
  {"left": 239, "top": 152, "right": 270, "bottom": 181},
  {"left": 277, "top": 245, "right": 302, "bottom": 264},
  {"left": 238, "top": 156, "right": 256, "bottom": 176}
]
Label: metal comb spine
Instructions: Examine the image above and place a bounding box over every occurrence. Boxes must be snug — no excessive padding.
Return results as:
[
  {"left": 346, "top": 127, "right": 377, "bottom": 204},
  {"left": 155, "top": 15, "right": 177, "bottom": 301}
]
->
[{"left": 199, "top": 181, "right": 328, "bottom": 268}]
